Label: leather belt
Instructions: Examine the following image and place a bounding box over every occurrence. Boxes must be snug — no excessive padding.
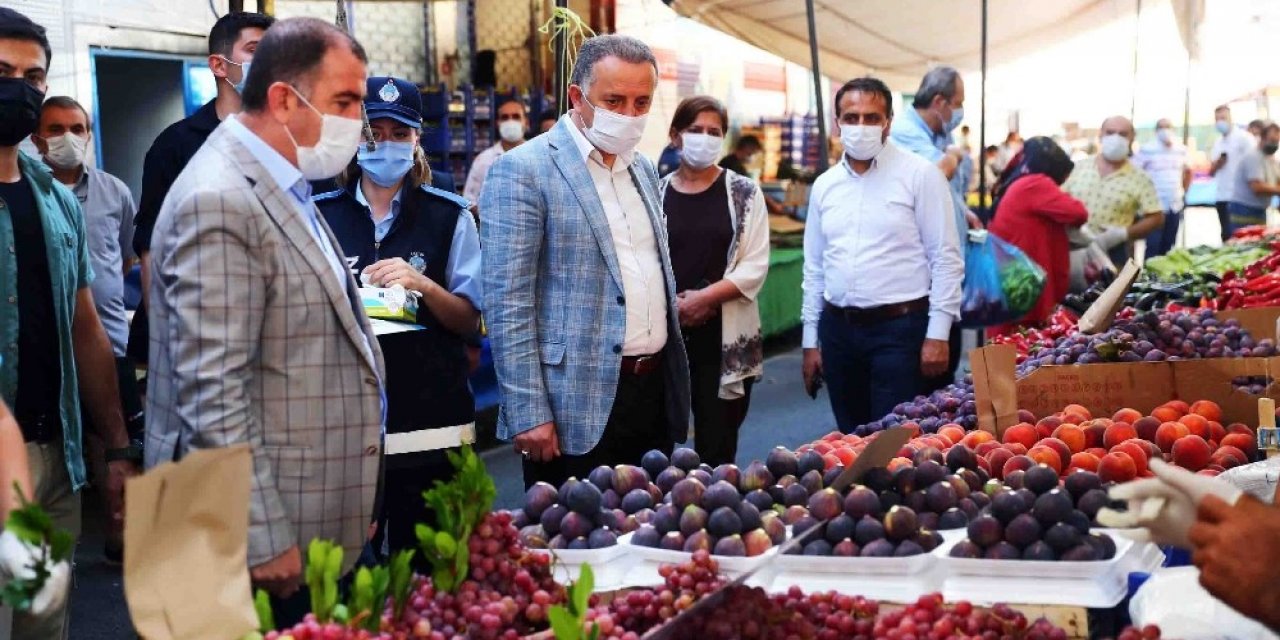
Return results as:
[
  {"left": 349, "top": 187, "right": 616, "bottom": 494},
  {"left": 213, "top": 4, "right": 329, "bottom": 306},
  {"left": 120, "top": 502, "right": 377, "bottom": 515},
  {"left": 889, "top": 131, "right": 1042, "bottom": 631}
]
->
[
  {"left": 384, "top": 422, "right": 477, "bottom": 455},
  {"left": 621, "top": 352, "right": 663, "bottom": 376},
  {"left": 825, "top": 297, "right": 930, "bottom": 325}
]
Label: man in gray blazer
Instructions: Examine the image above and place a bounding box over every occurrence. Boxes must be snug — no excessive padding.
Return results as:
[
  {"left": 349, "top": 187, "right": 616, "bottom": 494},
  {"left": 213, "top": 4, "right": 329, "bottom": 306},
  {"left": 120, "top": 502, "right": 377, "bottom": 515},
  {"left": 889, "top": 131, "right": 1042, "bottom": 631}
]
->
[
  {"left": 480, "top": 35, "right": 691, "bottom": 489},
  {"left": 144, "top": 18, "right": 384, "bottom": 620}
]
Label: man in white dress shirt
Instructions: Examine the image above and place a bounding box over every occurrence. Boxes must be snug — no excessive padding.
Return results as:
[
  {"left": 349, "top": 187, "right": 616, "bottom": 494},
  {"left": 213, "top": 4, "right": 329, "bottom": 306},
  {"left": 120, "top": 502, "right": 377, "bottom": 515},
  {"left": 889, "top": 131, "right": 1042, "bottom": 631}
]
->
[
  {"left": 1211, "top": 106, "right": 1257, "bottom": 242},
  {"left": 801, "top": 76, "right": 964, "bottom": 434},
  {"left": 463, "top": 98, "right": 527, "bottom": 212}
]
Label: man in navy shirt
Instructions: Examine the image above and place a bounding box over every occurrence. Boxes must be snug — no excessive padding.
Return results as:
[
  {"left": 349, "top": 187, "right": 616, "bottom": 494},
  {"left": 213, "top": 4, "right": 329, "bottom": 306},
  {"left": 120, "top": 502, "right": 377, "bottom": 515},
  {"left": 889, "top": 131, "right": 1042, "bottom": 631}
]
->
[{"left": 128, "top": 11, "right": 274, "bottom": 365}]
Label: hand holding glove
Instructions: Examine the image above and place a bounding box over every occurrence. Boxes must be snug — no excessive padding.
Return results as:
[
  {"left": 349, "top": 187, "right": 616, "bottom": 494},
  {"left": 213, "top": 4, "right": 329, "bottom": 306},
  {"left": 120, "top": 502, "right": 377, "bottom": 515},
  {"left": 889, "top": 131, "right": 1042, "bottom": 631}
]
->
[
  {"left": 0, "top": 529, "right": 70, "bottom": 618},
  {"left": 1097, "top": 225, "right": 1130, "bottom": 250},
  {"left": 1097, "top": 459, "right": 1243, "bottom": 548}
]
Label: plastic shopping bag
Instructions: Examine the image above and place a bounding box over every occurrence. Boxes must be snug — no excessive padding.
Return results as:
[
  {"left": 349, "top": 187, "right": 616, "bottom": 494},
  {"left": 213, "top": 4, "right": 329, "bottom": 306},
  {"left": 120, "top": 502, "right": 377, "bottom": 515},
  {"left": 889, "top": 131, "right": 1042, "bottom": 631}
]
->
[
  {"left": 1130, "top": 567, "right": 1279, "bottom": 640},
  {"left": 1068, "top": 241, "right": 1117, "bottom": 293},
  {"left": 960, "top": 230, "right": 1047, "bottom": 328}
]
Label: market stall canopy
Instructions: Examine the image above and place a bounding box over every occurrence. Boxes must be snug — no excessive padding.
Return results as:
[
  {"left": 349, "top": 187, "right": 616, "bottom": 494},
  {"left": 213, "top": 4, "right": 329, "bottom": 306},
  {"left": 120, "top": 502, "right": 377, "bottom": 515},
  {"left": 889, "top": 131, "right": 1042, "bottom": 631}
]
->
[{"left": 667, "top": 0, "right": 1156, "bottom": 91}]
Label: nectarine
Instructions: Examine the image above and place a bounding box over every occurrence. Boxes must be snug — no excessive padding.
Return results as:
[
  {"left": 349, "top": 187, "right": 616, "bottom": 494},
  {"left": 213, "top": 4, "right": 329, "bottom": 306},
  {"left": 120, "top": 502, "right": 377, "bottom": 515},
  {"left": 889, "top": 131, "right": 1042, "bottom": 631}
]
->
[
  {"left": 1002, "top": 424, "right": 1039, "bottom": 450},
  {"left": 1027, "top": 446, "right": 1063, "bottom": 474},
  {"left": 1155, "top": 422, "right": 1190, "bottom": 453},
  {"left": 1164, "top": 400, "right": 1191, "bottom": 414},
  {"left": 1038, "top": 437, "right": 1074, "bottom": 468},
  {"left": 1052, "top": 424, "right": 1087, "bottom": 454},
  {"left": 1178, "top": 413, "right": 1210, "bottom": 440},
  {"left": 1189, "top": 400, "right": 1222, "bottom": 423},
  {"left": 1220, "top": 432, "right": 1257, "bottom": 458},
  {"left": 1151, "top": 406, "right": 1182, "bottom": 423},
  {"left": 1002, "top": 454, "right": 1035, "bottom": 478},
  {"left": 1068, "top": 452, "right": 1100, "bottom": 472},
  {"left": 1103, "top": 422, "right": 1139, "bottom": 450},
  {"left": 1098, "top": 451, "right": 1138, "bottom": 483},
  {"left": 1111, "top": 440, "right": 1150, "bottom": 476},
  {"left": 1171, "top": 435, "right": 1212, "bottom": 471},
  {"left": 1112, "top": 408, "right": 1143, "bottom": 424},
  {"left": 1063, "top": 404, "right": 1092, "bottom": 420}
]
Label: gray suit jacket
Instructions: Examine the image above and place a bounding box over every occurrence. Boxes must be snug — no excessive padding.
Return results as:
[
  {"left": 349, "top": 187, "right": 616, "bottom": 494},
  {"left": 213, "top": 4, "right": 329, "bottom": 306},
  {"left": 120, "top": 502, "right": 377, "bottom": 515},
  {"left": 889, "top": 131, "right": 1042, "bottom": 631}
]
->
[
  {"left": 145, "top": 123, "right": 386, "bottom": 573},
  {"left": 479, "top": 119, "right": 691, "bottom": 454}
]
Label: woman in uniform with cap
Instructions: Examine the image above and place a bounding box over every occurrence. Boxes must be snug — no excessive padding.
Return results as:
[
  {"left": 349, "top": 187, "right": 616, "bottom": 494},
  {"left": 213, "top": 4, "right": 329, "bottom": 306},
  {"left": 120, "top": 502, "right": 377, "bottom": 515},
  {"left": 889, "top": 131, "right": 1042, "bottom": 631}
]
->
[{"left": 314, "top": 76, "right": 482, "bottom": 559}]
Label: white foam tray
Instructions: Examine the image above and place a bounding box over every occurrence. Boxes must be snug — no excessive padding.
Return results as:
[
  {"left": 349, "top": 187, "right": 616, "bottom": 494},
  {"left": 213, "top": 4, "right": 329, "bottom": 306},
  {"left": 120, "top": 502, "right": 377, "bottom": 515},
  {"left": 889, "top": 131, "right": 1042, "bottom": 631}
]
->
[
  {"left": 616, "top": 532, "right": 776, "bottom": 588},
  {"left": 530, "top": 542, "right": 634, "bottom": 592}
]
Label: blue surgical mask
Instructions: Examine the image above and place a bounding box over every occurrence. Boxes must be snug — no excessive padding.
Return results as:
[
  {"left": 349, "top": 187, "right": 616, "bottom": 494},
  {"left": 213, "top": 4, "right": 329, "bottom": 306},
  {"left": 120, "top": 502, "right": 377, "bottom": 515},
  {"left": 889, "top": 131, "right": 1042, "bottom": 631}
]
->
[
  {"left": 357, "top": 140, "right": 416, "bottom": 187},
  {"left": 1216, "top": 120, "right": 1231, "bottom": 135},
  {"left": 218, "top": 56, "right": 250, "bottom": 94},
  {"left": 948, "top": 105, "right": 964, "bottom": 133}
]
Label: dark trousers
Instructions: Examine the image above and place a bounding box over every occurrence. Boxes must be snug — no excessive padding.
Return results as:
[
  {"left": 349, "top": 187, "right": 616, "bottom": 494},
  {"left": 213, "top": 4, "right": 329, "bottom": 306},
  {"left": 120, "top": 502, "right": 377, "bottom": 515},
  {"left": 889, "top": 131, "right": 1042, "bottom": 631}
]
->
[
  {"left": 1215, "top": 200, "right": 1231, "bottom": 242},
  {"left": 375, "top": 449, "right": 454, "bottom": 570},
  {"left": 1144, "top": 210, "right": 1181, "bottom": 260},
  {"left": 521, "top": 363, "right": 672, "bottom": 490},
  {"left": 819, "top": 307, "right": 929, "bottom": 434},
  {"left": 684, "top": 322, "right": 753, "bottom": 467}
]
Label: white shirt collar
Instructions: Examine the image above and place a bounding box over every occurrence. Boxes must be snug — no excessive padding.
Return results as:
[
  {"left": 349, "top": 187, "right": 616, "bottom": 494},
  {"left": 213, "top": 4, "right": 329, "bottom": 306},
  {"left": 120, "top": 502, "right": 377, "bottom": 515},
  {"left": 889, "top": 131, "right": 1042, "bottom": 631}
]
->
[
  {"left": 839, "top": 141, "right": 894, "bottom": 178},
  {"left": 561, "top": 112, "right": 634, "bottom": 170},
  {"left": 223, "top": 116, "right": 307, "bottom": 203}
]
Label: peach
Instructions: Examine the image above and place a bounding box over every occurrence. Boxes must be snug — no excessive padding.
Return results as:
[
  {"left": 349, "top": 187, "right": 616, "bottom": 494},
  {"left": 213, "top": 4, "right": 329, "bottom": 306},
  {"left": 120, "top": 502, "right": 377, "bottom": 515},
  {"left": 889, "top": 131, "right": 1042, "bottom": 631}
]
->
[
  {"left": 833, "top": 447, "right": 856, "bottom": 467},
  {"left": 962, "top": 430, "right": 996, "bottom": 449},
  {"left": 1086, "top": 447, "right": 1109, "bottom": 459},
  {"left": 1112, "top": 408, "right": 1143, "bottom": 424},
  {"left": 1155, "top": 422, "right": 1190, "bottom": 453},
  {"left": 821, "top": 431, "right": 844, "bottom": 442},
  {"left": 1137, "top": 439, "right": 1164, "bottom": 462},
  {"left": 1104, "top": 422, "right": 1139, "bottom": 450},
  {"left": 1062, "top": 412, "right": 1090, "bottom": 426},
  {"left": 1178, "top": 414, "right": 1210, "bottom": 440},
  {"left": 1027, "top": 446, "right": 1063, "bottom": 474},
  {"left": 1227, "top": 423, "right": 1255, "bottom": 437},
  {"left": 1211, "top": 446, "right": 1247, "bottom": 469},
  {"left": 1035, "top": 417, "right": 1062, "bottom": 440},
  {"left": 1164, "top": 399, "right": 1191, "bottom": 414},
  {"left": 1093, "top": 418, "right": 1115, "bottom": 428},
  {"left": 1002, "top": 424, "right": 1040, "bottom": 450},
  {"left": 1038, "top": 437, "right": 1074, "bottom": 468},
  {"left": 1083, "top": 423, "right": 1108, "bottom": 449},
  {"left": 1112, "top": 440, "right": 1150, "bottom": 476},
  {"left": 1098, "top": 451, "right": 1138, "bottom": 483},
  {"left": 1208, "top": 421, "right": 1226, "bottom": 445},
  {"left": 822, "top": 453, "right": 841, "bottom": 470},
  {"left": 1052, "top": 424, "right": 1087, "bottom": 454},
  {"left": 900, "top": 422, "right": 922, "bottom": 438},
  {"left": 886, "top": 457, "right": 913, "bottom": 472},
  {"left": 987, "top": 448, "right": 1015, "bottom": 477},
  {"left": 1069, "top": 452, "right": 1101, "bottom": 472},
  {"left": 1017, "top": 409, "right": 1038, "bottom": 424},
  {"left": 974, "top": 441, "right": 1001, "bottom": 457},
  {"left": 1172, "top": 435, "right": 1212, "bottom": 471},
  {"left": 842, "top": 434, "right": 863, "bottom": 445},
  {"left": 1002, "top": 454, "right": 1035, "bottom": 478},
  {"left": 1063, "top": 404, "right": 1092, "bottom": 420},
  {"left": 1151, "top": 406, "right": 1182, "bottom": 424},
  {"left": 1221, "top": 432, "right": 1258, "bottom": 458},
  {"left": 1004, "top": 442, "right": 1028, "bottom": 456},
  {"left": 1197, "top": 469, "right": 1222, "bottom": 477},
  {"left": 976, "top": 456, "right": 992, "bottom": 476},
  {"left": 814, "top": 441, "right": 834, "bottom": 455},
  {"left": 1133, "top": 416, "right": 1162, "bottom": 443},
  {"left": 938, "top": 425, "right": 966, "bottom": 445},
  {"left": 1189, "top": 400, "right": 1222, "bottom": 422}
]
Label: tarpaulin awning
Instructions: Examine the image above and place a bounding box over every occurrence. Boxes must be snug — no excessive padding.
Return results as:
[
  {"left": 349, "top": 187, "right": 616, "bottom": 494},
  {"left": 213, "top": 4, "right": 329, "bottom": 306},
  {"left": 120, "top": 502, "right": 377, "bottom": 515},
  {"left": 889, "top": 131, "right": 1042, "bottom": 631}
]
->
[{"left": 667, "top": 0, "right": 1148, "bottom": 90}]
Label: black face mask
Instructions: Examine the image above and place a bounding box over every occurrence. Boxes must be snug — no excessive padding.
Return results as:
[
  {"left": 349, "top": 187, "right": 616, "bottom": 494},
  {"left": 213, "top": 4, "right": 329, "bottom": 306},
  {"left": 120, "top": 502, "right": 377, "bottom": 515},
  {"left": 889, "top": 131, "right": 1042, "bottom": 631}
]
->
[
  {"left": 0, "top": 77, "right": 44, "bottom": 147},
  {"left": 1265, "top": 142, "right": 1279, "bottom": 156}
]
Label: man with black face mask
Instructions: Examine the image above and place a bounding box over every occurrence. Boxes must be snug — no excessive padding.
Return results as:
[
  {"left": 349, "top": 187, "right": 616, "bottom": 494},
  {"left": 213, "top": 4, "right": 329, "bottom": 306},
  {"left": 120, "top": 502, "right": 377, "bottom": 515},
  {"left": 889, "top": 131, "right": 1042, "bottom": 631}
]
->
[
  {"left": 0, "top": 8, "right": 138, "bottom": 639},
  {"left": 1229, "top": 121, "right": 1280, "bottom": 234}
]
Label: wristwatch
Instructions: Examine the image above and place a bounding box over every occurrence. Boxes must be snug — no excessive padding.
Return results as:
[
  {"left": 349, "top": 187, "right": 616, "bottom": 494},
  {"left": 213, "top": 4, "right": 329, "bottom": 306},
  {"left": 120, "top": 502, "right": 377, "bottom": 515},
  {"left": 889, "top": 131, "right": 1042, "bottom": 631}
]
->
[{"left": 105, "top": 442, "right": 143, "bottom": 463}]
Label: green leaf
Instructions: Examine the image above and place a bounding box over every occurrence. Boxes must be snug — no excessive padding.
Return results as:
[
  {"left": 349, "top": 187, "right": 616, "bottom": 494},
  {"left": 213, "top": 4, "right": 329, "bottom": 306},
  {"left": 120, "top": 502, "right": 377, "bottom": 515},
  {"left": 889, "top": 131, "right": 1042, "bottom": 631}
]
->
[
  {"left": 48, "top": 529, "right": 73, "bottom": 563},
  {"left": 572, "top": 564, "right": 593, "bottom": 615},
  {"left": 588, "top": 624, "right": 600, "bottom": 640},
  {"left": 389, "top": 550, "right": 416, "bottom": 619},
  {"left": 331, "top": 603, "right": 349, "bottom": 624},
  {"left": 254, "top": 589, "right": 276, "bottom": 633},
  {"left": 547, "top": 606, "right": 580, "bottom": 640},
  {"left": 434, "top": 531, "right": 457, "bottom": 558}
]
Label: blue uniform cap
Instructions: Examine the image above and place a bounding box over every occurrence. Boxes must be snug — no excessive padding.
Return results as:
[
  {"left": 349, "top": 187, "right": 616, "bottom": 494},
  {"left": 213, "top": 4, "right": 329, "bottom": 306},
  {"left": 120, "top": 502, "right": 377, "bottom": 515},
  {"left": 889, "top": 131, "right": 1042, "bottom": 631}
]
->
[{"left": 365, "top": 76, "right": 422, "bottom": 129}]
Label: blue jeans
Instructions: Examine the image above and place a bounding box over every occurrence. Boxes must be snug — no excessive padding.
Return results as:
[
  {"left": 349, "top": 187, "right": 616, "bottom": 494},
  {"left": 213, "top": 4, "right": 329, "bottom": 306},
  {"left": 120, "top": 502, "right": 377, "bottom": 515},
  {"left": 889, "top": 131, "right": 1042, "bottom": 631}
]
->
[
  {"left": 1227, "top": 201, "right": 1266, "bottom": 235},
  {"left": 1144, "top": 210, "right": 1181, "bottom": 260},
  {"left": 819, "top": 306, "right": 928, "bottom": 433}
]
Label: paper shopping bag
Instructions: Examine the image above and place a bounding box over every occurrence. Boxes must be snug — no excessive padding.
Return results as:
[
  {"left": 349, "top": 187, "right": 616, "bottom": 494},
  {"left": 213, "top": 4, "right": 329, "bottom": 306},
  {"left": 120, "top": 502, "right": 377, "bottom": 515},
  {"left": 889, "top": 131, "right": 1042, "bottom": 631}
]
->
[{"left": 124, "top": 445, "right": 258, "bottom": 639}]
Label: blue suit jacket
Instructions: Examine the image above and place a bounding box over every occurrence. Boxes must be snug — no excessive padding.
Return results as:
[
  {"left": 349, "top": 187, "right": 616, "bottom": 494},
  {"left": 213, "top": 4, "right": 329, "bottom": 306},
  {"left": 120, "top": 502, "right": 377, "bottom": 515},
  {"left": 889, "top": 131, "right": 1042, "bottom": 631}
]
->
[{"left": 479, "top": 119, "right": 691, "bottom": 455}]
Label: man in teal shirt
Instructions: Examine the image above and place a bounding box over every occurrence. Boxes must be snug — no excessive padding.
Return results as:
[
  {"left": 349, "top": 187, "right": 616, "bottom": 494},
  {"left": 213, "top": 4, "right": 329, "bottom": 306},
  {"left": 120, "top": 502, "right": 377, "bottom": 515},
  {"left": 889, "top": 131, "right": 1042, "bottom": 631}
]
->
[{"left": 0, "top": 9, "right": 137, "bottom": 638}]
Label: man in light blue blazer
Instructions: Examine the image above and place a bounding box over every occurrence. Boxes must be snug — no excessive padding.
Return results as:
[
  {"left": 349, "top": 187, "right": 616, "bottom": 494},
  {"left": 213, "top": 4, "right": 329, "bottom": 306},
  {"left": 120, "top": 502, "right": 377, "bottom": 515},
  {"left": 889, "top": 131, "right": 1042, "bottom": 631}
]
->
[{"left": 480, "top": 34, "right": 691, "bottom": 489}]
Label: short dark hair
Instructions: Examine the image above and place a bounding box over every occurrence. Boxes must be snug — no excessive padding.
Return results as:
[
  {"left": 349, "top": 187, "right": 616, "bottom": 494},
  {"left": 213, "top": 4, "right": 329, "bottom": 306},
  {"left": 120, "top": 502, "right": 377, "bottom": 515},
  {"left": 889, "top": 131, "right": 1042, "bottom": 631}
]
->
[
  {"left": 669, "top": 95, "right": 728, "bottom": 136},
  {"left": 209, "top": 11, "right": 275, "bottom": 57},
  {"left": 835, "top": 77, "right": 894, "bottom": 120},
  {"left": 537, "top": 108, "right": 558, "bottom": 123},
  {"left": 735, "top": 134, "right": 762, "bottom": 151},
  {"left": 1249, "top": 119, "right": 1266, "bottom": 131},
  {"left": 40, "top": 96, "right": 91, "bottom": 127},
  {"left": 240, "top": 17, "right": 367, "bottom": 112},
  {"left": 984, "top": 145, "right": 999, "bottom": 154},
  {"left": 570, "top": 34, "right": 657, "bottom": 91},
  {"left": 1264, "top": 122, "right": 1280, "bottom": 136},
  {"left": 0, "top": 8, "right": 51, "bottom": 68},
  {"left": 496, "top": 98, "right": 526, "bottom": 113},
  {"left": 911, "top": 66, "right": 961, "bottom": 109}
]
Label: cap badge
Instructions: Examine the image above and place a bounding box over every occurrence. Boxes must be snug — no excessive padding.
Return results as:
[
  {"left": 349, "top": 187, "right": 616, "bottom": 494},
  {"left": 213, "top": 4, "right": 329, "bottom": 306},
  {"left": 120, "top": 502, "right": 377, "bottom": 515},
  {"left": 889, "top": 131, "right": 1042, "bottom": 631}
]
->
[{"left": 378, "top": 80, "right": 400, "bottom": 103}]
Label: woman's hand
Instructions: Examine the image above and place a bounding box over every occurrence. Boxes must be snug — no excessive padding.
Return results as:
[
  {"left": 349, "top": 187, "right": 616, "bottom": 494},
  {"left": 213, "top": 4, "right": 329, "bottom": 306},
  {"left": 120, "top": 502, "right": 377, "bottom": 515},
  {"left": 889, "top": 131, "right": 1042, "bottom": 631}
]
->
[
  {"left": 676, "top": 289, "right": 719, "bottom": 327},
  {"left": 363, "top": 258, "right": 434, "bottom": 296}
]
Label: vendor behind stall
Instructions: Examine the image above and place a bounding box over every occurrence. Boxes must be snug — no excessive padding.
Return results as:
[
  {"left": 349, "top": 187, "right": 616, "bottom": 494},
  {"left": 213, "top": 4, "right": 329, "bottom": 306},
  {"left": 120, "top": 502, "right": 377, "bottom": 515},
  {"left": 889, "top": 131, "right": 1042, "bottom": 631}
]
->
[{"left": 314, "top": 76, "right": 482, "bottom": 561}]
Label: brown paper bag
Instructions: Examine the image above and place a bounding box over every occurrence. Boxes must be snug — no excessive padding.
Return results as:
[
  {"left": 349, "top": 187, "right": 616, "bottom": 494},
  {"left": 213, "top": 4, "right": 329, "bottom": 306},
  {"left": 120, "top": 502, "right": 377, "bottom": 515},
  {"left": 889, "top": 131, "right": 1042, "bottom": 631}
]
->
[
  {"left": 124, "top": 445, "right": 258, "bottom": 639},
  {"left": 1078, "top": 258, "right": 1141, "bottom": 334},
  {"left": 970, "top": 344, "right": 1021, "bottom": 437}
]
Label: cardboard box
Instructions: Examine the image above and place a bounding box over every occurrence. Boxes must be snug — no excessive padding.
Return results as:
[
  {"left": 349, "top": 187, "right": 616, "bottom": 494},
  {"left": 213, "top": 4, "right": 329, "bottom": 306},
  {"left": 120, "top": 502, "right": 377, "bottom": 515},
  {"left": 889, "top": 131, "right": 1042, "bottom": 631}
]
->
[
  {"left": 1215, "top": 306, "right": 1280, "bottom": 343},
  {"left": 360, "top": 285, "right": 418, "bottom": 322},
  {"left": 971, "top": 343, "right": 1280, "bottom": 436}
]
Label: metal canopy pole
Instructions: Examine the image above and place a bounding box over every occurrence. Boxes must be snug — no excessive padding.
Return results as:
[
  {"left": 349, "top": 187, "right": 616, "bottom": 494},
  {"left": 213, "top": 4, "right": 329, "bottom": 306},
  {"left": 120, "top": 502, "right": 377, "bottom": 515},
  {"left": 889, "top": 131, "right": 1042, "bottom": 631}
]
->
[
  {"left": 978, "top": 0, "right": 988, "bottom": 215},
  {"left": 1131, "top": 0, "right": 1142, "bottom": 120},
  {"left": 553, "top": 0, "right": 569, "bottom": 115},
  {"left": 805, "top": 0, "right": 828, "bottom": 172}
]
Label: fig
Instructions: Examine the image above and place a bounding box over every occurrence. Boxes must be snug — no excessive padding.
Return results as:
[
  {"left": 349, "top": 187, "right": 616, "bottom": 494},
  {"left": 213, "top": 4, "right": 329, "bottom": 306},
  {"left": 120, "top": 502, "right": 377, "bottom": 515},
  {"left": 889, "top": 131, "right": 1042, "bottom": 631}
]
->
[
  {"left": 621, "top": 488, "right": 654, "bottom": 514},
  {"left": 714, "top": 534, "right": 747, "bottom": 557},
  {"left": 540, "top": 504, "right": 568, "bottom": 536},
  {"left": 807, "top": 488, "right": 843, "bottom": 520},
  {"left": 523, "top": 482, "right": 558, "bottom": 520},
  {"left": 655, "top": 467, "right": 686, "bottom": 494},
  {"left": 671, "top": 478, "right": 706, "bottom": 511},
  {"left": 766, "top": 447, "right": 799, "bottom": 479},
  {"left": 914, "top": 529, "right": 943, "bottom": 552},
  {"left": 883, "top": 505, "right": 919, "bottom": 542},
  {"left": 659, "top": 531, "right": 686, "bottom": 551},
  {"left": 925, "top": 481, "right": 958, "bottom": 513},
  {"left": 990, "top": 490, "right": 1026, "bottom": 525},
  {"left": 703, "top": 481, "right": 742, "bottom": 513},
  {"left": 799, "top": 470, "right": 824, "bottom": 495},
  {"left": 914, "top": 460, "right": 948, "bottom": 489},
  {"left": 1063, "top": 469, "right": 1102, "bottom": 501},
  {"left": 1004, "top": 513, "right": 1042, "bottom": 549},
  {"left": 1084, "top": 533, "right": 1117, "bottom": 560},
  {"left": 918, "top": 511, "right": 939, "bottom": 531},
  {"left": 567, "top": 537, "right": 589, "bottom": 550},
  {"left": 843, "top": 486, "right": 882, "bottom": 520},
  {"left": 938, "top": 508, "right": 969, "bottom": 530},
  {"left": 510, "top": 509, "right": 529, "bottom": 529},
  {"left": 740, "top": 461, "right": 774, "bottom": 493},
  {"left": 1076, "top": 488, "right": 1110, "bottom": 521},
  {"left": 860, "top": 539, "right": 895, "bottom": 557},
  {"left": 689, "top": 469, "right": 712, "bottom": 487},
  {"left": 781, "top": 505, "right": 809, "bottom": 525},
  {"left": 862, "top": 467, "right": 893, "bottom": 493},
  {"left": 893, "top": 467, "right": 917, "bottom": 495},
  {"left": 946, "top": 445, "right": 977, "bottom": 472},
  {"left": 966, "top": 514, "right": 1003, "bottom": 548},
  {"left": 803, "top": 539, "right": 833, "bottom": 556},
  {"left": 767, "top": 485, "right": 787, "bottom": 505},
  {"left": 1024, "top": 464, "right": 1059, "bottom": 496},
  {"left": 784, "top": 483, "right": 809, "bottom": 507},
  {"left": 557, "top": 478, "right": 580, "bottom": 509},
  {"left": 893, "top": 540, "right": 925, "bottom": 557},
  {"left": 594, "top": 508, "right": 622, "bottom": 531},
  {"left": 708, "top": 506, "right": 743, "bottom": 538},
  {"left": 744, "top": 489, "right": 773, "bottom": 512},
  {"left": 879, "top": 490, "right": 903, "bottom": 511},
  {"left": 641, "top": 449, "right": 670, "bottom": 479},
  {"left": 631, "top": 524, "right": 661, "bottom": 547},
  {"left": 588, "top": 528, "right": 618, "bottom": 549},
  {"left": 743, "top": 528, "right": 773, "bottom": 556},
  {"left": 797, "top": 449, "right": 825, "bottom": 477},
  {"left": 1032, "top": 489, "right": 1073, "bottom": 527},
  {"left": 679, "top": 505, "right": 708, "bottom": 538},
  {"left": 711, "top": 464, "right": 741, "bottom": 488},
  {"left": 854, "top": 516, "right": 886, "bottom": 546},
  {"left": 792, "top": 514, "right": 821, "bottom": 538},
  {"left": 611, "top": 465, "right": 649, "bottom": 496},
  {"left": 519, "top": 525, "right": 548, "bottom": 549},
  {"left": 949, "top": 540, "right": 982, "bottom": 558},
  {"left": 567, "top": 482, "right": 603, "bottom": 515},
  {"left": 588, "top": 465, "right": 615, "bottom": 493},
  {"left": 1021, "top": 540, "right": 1056, "bottom": 561},
  {"left": 1060, "top": 544, "right": 1099, "bottom": 561},
  {"left": 983, "top": 541, "right": 1020, "bottom": 560},
  {"left": 683, "top": 529, "right": 713, "bottom": 553},
  {"left": 762, "top": 513, "right": 786, "bottom": 545},
  {"left": 601, "top": 489, "right": 621, "bottom": 511},
  {"left": 652, "top": 504, "right": 680, "bottom": 534},
  {"left": 1045, "top": 522, "right": 1082, "bottom": 553},
  {"left": 736, "top": 502, "right": 763, "bottom": 532},
  {"left": 904, "top": 490, "right": 928, "bottom": 514},
  {"left": 823, "top": 465, "right": 844, "bottom": 488},
  {"left": 832, "top": 538, "right": 859, "bottom": 557},
  {"left": 559, "top": 512, "right": 594, "bottom": 540},
  {"left": 825, "top": 513, "right": 857, "bottom": 544},
  {"left": 1064, "top": 510, "right": 1091, "bottom": 535},
  {"left": 670, "top": 448, "right": 701, "bottom": 472}
]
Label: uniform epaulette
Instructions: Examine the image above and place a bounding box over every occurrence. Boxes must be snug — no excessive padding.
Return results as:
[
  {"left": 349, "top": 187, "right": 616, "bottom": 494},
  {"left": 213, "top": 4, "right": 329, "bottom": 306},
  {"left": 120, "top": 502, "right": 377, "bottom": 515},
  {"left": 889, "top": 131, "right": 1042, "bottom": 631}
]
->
[
  {"left": 312, "top": 189, "right": 345, "bottom": 202},
  {"left": 419, "top": 183, "right": 471, "bottom": 210}
]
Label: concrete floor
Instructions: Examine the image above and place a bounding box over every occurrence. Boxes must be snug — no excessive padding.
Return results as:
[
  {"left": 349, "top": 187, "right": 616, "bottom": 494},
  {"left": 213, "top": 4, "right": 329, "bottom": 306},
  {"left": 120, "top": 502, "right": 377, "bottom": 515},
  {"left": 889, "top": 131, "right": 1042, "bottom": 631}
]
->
[{"left": 64, "top": 206, "right": 1231, "bottom": 638}]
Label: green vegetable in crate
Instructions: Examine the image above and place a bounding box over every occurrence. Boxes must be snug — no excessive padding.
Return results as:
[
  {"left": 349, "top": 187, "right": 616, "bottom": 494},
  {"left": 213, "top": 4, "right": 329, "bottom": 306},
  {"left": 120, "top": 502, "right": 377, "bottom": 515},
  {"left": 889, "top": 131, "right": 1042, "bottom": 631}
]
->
[
  {"left": 959, "top": 230, "right": 1046, "bottom": 327},
  {"left": 1000, "top": 260, "right": 1044, "bottom": 315}
]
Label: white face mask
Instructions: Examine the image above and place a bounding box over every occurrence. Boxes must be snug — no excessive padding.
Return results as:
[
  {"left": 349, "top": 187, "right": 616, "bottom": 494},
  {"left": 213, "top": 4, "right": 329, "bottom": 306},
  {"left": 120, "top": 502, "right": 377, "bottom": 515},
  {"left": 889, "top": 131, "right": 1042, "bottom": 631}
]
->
[
  {"left": 1100, "top": 133, "right": 1131, "bottom": 162},
  {"left": 282, "top": 86, "right": 365, "bottom": 180},
  {"left": 579, "top": 97, "right": 647, "bottom": 156},
  {"left": 840, "top": 124, "right": 885, "bottom": 161},
  {"left": 498, "top": 119, "right": 525, "bottom": 144},
  {"left": 679, "top": 132, "right": 722, "bottom": 169},
  {"left": 43, "top": 132, "right": 89, "bottom": 170},
  {"left": 1156, "top": 128, "right": 1173, "bottom": 145}
]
